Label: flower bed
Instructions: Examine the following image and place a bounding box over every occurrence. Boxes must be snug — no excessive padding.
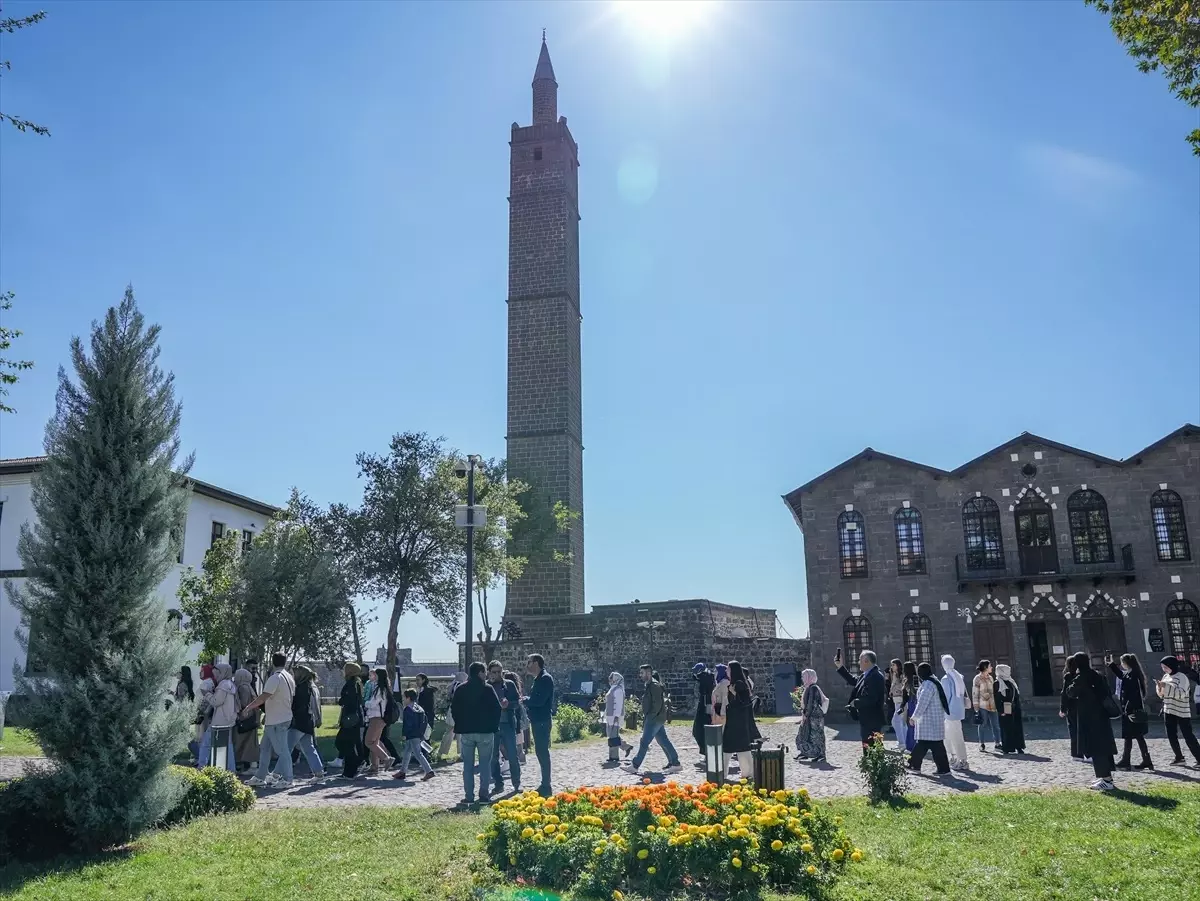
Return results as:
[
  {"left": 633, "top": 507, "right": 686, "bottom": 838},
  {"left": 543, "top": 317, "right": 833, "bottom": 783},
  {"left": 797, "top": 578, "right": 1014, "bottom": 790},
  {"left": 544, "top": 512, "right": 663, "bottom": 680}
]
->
[{"left": 480, "top": 779, "right": 860, "bottom": 898}]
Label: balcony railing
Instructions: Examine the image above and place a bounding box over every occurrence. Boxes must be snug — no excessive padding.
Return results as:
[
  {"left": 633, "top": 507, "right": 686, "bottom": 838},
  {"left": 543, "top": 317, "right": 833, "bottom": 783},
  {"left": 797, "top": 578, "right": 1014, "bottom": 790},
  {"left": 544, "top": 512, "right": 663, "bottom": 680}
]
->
[{"left": 954, "top": 544, "right": 1135, "bottom": 589}]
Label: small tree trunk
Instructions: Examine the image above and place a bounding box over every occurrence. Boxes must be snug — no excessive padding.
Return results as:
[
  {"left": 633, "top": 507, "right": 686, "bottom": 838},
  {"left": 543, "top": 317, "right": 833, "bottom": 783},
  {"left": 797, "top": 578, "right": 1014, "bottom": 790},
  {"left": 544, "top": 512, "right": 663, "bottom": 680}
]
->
[
  {"left": 387, "top": 585, "right": 406, "bottom": 675},
  {"left": 348, "top": 601, "right": 364, "bottom": 663}
]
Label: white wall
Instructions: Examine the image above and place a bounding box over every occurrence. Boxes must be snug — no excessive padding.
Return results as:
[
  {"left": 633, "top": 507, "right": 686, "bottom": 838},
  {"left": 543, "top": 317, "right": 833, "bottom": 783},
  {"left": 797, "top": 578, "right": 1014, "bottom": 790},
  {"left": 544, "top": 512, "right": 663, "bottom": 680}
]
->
[{"left": 0, "top": 471, "right": 274, "bottom": 692}]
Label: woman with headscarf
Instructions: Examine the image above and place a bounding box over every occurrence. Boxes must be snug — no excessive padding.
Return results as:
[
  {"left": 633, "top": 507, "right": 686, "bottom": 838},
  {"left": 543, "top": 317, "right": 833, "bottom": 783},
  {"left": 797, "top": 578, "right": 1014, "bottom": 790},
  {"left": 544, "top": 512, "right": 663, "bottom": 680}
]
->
[
  {"left": 1107, "top": 653, "right": 1152, "bottom": 770},
  {"left": 691, "top": 663, "right": 715, "bottom": 755},
  {"left": 233, "top": 667, "right": 260, "bottom": 772},
  {"left": 335, "top": 662, "right": 365, "bottom": 778},
  {"left": 794, "top": 669, "right": 828, "bottom": 762},
  {"left": 908, "top": 662, "right": 952, "bottom": 776},
  {"left": 1156, "top": 656, "right": 1200, "bottom": 766},
  {"left": 901, "top": 661, "right": 919, "bottom": 752},
  {"left": 993, "top": 663, "right": 1025, "bottom": 754},
  {"left": 199, "top": 663, "right": 238, "bottom": 771},
  {"left": 1065, "top": 651, "right": 1118, "bottom": 789},
  {"left": 603, "top": 672, "right": 633, "bottom": 765},
  {"left": 939, "top": 655, "right": 970, "bottom": 771},
  {"left": 288, "top": 664, "right": 327, "bottom": 781},
  {"left": 711, "top": 664, "right": 730, "bottom": 726},
  {"left": 1059, "top": 656, "right": 1082, "bottom": 760},
  {"left": 722, "top": 661, "right": 755, "bottom": 779}
]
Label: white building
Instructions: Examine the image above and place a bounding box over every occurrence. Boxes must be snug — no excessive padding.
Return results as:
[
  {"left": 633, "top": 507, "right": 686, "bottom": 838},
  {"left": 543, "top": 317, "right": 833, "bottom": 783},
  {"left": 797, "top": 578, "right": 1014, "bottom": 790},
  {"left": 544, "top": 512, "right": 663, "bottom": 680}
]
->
[{"left": 0, "top": 457, "right": 279, "bottom": 693}]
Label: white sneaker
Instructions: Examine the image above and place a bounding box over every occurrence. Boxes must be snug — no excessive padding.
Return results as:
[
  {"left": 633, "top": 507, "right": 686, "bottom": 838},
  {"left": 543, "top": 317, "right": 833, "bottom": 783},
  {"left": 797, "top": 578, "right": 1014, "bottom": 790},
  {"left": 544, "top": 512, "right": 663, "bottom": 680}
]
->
[
  {"left": 330, "top": 758, "right": 344, "bottom": 769},
  {"left": 663, "top": 764, "right": 683, "bottom": 774},
  {"left": 263, "top": 772, "right": 282, "bottom": 786},
  {"left": 622, "top": 763, "right": 640, "bottom": 775},
  {"left": 245, "top": 776, "right": 267, "bottom": 786},
  {"left": 1089, "top": 779, "right": 1114, "bottom": 791},
  {"left": 275, "top": 779, "right": 294, "bottom": 789}
]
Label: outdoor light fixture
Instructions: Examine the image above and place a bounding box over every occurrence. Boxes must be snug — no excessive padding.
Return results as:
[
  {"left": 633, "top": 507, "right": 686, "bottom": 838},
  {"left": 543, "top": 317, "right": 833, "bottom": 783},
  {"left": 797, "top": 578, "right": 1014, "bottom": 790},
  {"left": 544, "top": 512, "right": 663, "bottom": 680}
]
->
[{"left": 704, "top": 723, "right": 725, "bottom": 784}]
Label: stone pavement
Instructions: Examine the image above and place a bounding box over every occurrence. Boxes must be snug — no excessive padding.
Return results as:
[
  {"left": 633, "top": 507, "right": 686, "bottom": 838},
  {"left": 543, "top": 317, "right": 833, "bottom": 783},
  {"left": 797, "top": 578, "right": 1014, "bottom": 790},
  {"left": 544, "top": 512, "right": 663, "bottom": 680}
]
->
[
  {"left": 246, "top": 721, "right": 1200, "bottom": 810},
  {"left": 4, "top": 721, "right": 1196, "bottom": 810}
]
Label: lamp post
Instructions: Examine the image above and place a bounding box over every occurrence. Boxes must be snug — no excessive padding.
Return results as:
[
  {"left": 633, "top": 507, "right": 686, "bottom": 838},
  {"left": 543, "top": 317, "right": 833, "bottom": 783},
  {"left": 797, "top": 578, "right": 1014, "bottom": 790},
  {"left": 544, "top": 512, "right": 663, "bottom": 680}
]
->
[
  {"left": 455, "top": 455, "right": 486, "bottom": 669},
  {"left": 636, "top": 607, "right": 666, "bottom": 668}
]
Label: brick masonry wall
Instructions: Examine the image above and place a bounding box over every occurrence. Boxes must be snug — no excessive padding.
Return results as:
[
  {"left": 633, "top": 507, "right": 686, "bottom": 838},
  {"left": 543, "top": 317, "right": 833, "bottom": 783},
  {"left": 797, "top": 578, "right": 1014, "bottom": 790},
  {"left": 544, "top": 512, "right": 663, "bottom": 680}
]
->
[
  {"left": 795, "top": 430, "right": 1199, "bottom": 703},
  {"left": 506, "top": 115, "right": 584, "bottom": 618}
]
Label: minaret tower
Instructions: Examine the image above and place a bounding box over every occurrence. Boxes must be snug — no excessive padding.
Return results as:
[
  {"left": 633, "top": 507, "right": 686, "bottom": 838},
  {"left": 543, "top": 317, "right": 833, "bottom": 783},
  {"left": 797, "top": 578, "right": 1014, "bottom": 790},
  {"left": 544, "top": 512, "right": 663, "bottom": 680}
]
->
[{"left": 505, "top": 37, "right": 584, "bottom": 617}]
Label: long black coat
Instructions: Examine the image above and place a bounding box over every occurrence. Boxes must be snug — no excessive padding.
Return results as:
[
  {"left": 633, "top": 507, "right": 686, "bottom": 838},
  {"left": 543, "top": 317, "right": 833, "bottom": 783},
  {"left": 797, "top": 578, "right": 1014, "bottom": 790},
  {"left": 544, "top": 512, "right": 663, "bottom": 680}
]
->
[
  {"left": 722, "top": 681, "right": 756, "bottom": 753},
  {"left": 1107, "top": 663, "right": 1149, "bottom": 740},
  {"left": 836, "top": 664, "right": 887, "bottom": 742},
  {"left": 1067, "top": 667, "right": 1118, "bottom": 760},
  {"left": 692, "top": 671, "right": 716, "bottom": 749}
]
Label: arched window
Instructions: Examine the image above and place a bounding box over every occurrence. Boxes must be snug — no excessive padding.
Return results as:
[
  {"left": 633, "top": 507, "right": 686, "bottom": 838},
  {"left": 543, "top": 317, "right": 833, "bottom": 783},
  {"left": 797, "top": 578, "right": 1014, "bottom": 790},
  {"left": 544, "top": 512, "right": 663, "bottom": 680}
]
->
[
  {"left": 838, "top": 510, "right": 868, "bottom": 579},
  {"left": 1152, "top": 489, "right": 1191, "bottom": 562},
  {"left": 1166, "top": 599, "right": 1200, "bottom": 669},
  {"left": 902, "top": 613, "right": 934, "bottom": 664},
  {"left": 894, "top": 507, "right": 926, "bottom": 575},
  {"left": 1067, "top": 489, "right": 1113, "bottom": 565},
  {"left": 962, "top": 496, "right": 1004, "bottom": 571},
  {"left": 842, "top": 614, "right": 873, "bottom": 674}
]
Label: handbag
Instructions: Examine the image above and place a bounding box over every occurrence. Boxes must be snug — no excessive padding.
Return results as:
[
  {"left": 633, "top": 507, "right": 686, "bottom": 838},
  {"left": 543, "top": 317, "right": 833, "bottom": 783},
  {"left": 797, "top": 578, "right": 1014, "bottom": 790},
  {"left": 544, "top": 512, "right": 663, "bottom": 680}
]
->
[
  {"left": 820, "top": 692, "right": 830, "bottom": 715},
  {"left": 1101, "top": 692, "right": 1121, "bottom": 720},
  {"left": 1003, "top": 702, "right": 1013, "bottom": 716},
  {"left": 1126, "top": 709, "right": 1149, "bottom": 724},
  {"left": 236, "top": 713, "right": 258, "bottom": 734}
]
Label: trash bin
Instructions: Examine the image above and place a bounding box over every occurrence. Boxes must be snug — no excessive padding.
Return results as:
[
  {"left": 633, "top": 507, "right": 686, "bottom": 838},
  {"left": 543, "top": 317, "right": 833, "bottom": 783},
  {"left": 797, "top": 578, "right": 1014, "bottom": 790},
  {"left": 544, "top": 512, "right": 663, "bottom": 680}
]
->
[{"left": 751, "top": 742, "right": 786, "bottom": 793}]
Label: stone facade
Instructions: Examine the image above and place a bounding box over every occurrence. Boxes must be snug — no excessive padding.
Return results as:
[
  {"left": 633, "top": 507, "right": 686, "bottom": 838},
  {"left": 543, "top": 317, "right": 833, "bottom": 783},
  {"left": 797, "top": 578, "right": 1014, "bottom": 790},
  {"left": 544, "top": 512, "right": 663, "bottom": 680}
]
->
[
  {"left": 786, "top": 425, "right": 1200, "bottom": 709},
  {"left": 506, "top": 38, "right": 585, "bottom": 617},
  {"left": 463, "top": 599, "right": 810, "bottom": 712}
]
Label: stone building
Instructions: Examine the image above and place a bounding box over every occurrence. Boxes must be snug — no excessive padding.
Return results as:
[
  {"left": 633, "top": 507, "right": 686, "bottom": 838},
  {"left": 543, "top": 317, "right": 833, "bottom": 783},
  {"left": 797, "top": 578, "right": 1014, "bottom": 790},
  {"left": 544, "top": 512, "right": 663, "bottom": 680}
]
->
[{"left": 785, "top": 425, "right": 1200, "bottom": 711}]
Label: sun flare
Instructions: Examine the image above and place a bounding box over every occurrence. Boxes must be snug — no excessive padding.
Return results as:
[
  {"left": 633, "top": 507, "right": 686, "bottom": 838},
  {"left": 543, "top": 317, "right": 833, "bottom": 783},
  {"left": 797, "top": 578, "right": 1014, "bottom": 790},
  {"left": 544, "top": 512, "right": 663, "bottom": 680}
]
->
[{"left": 613, "top": 0, "right": 717, "bottom": 40}]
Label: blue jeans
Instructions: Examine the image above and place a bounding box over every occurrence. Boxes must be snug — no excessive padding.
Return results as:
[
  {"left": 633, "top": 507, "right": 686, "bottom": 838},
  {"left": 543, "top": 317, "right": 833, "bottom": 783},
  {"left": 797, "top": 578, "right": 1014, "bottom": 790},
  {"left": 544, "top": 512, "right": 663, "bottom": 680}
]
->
[
  {"left": 258, "top": 720, "right": 294, "bottom": 781},
  {"left": 288, "top": 729, "right": 324, "bottom": 776},
  {"left": 460, "top": 733, "right": 494, "bottom": 803},
  {"left": 400, "top": 737, "right": 433, "bottom": 776},
  {"left": 631, "top": 719, "right": 680, "bottom": 770},
  {"left": 491, "top": 722, "right": 521, "bottom": 790},
  {"left": 198, "top": 726, "right": 236, "bottom": 771},
  {"left": 977, "top": 709, "right": 1000, "bottom": 746},
  {"left": 531, "top": 718, "right": 552, "bottom": 796}
]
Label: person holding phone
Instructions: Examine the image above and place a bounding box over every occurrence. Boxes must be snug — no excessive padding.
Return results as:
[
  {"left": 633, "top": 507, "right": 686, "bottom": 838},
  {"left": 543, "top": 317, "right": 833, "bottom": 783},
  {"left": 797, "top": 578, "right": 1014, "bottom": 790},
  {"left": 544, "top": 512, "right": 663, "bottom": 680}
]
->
[
  {"left": 833, "top": 646, "right": 886, "bottom": 752},
  {"left": 1107, "top": 653, "right": 1152, "bottom": 770}
]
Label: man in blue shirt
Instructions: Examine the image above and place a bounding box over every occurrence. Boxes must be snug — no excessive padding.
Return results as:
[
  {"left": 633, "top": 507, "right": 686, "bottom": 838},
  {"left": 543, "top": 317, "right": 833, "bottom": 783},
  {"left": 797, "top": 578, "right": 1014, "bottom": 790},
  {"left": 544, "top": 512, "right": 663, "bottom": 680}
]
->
[{"left": 523, "top": 654, "right": 555, "bottom": 797}]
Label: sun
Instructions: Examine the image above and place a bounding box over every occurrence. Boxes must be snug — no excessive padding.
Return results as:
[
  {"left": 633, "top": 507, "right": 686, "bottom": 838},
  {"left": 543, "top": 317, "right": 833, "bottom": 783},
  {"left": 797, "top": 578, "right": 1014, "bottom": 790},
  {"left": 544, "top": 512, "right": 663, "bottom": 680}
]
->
[{"left": 613, "top": 0, "right": 717, "bottom": 40}]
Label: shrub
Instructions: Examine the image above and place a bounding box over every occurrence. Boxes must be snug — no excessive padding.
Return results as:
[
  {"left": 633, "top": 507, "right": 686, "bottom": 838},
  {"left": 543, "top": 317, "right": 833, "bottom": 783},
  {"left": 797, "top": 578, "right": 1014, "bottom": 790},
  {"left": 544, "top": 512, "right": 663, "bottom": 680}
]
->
[
  {"left": 556, "top": 703, "right": 590, "bottom": 743},
  {"left": 480, "top": 780, "right": 860, "bottom": 899},
  {"left": 859, "top": 732, "right": 909, "bottom": 804},
  {"left": 623, "top": 697, "right": 642, "bottom": 728},
  {"left": 0, "top": 770, "right": 73, "bottom": 863},
  {"left": 587, "top": 693, "right": 608, "bottom": 736},
  {"left": 790, "top": 687, "right": 804, "bottom": 712},
  {"left": 158, "top": 766, "right": 255, "bottom": 828}
]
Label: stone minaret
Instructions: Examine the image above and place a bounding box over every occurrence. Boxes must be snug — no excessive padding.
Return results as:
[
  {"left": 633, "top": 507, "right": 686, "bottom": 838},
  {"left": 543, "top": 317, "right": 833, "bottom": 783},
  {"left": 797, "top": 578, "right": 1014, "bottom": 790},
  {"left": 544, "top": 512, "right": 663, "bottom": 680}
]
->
[{"left": 506, "top": 37, "right": 584, "bottom": 617}]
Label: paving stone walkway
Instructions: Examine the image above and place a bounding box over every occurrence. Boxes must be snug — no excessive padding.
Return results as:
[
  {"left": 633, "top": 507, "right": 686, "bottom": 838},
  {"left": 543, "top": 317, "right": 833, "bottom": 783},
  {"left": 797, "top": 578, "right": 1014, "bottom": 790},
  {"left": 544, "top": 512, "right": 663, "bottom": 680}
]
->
[{"left": 4, "top": 722, "right": 1196, "bottom": 810}]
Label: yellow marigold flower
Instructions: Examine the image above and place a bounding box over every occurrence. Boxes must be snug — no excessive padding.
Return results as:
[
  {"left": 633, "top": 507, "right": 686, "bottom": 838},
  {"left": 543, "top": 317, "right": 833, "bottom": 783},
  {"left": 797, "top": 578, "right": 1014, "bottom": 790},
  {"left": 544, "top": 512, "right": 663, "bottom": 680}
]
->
[
  {"left": 832, "top": 848, "right": 844, "bottom": 861},
  {"left": 751, "top": 864, "right": 760, "bottom": 873},
  {"left": 834, "top": 816, "right": 843, "bottom": 825},
  {"left": 543, "top": 824, "right": 556, "bottom": 834},
  {"left": 771, "top": 839, "right": 784, "bottom": 851},
  {"left": 647, "top": 866, "right": 657, "bottom": 875},
  {"left": 594, "top": 846, "right": 605, "bottom": 856},
  {"left": 647, "top": 825, "right": 657, "bottom": 833},
  {"left": 521, "top": 827, "right": 534, "bottom": 839},
  {"left": 476, "top": 833, "right": 486, "bottom": 841},
  {"left": 637, "top": 849, "right": 649, "bottom": 860},
  {"left": 613, "top": 892, "right": 625, "bottom": 901},
  {"left": 851, "top": 850, "right": 863, "bottom": 862},
  {"left": 806, "top": 865, "right": 817, "bottom": 875},
  {"left": 801, "top": 843, "right": 814, "bottom": 853}
]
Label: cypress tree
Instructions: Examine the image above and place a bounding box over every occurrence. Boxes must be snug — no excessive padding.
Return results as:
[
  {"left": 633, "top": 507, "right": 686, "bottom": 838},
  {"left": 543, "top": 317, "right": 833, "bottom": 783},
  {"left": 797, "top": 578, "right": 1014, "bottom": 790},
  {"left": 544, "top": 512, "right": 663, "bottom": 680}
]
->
[{"left": 11, "top": 289, "right": 192, "bottom": 851}]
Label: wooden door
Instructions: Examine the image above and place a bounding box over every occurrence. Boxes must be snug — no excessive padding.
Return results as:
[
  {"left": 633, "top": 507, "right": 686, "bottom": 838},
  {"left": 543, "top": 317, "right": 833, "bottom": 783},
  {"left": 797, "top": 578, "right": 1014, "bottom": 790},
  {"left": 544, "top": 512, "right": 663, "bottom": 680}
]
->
[
  {"left": 973, "top": 619, "right": 1015, "bottom": 673},
  {"left": 1082, "top": 615, "right": 1127, "bottom": 671},
  {"left": 1015, "top": 496, "right": 1058, "bottom": 575},
  {"left": 1044, "top": 619, "right": 1070, "bottom": 693}
]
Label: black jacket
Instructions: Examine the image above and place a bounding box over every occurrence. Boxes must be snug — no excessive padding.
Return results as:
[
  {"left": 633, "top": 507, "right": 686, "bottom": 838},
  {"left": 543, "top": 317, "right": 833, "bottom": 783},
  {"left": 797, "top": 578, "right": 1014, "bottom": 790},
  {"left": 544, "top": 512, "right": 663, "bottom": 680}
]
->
[
  {"left": 1067, "top": 667, "right": 1118, "bottom": 759},
  {"left": 292, "top": 679, "right": 316, "bottom": 735},
  {"left": 417, "top": 685, "right": 437, "bottom": 722},
  {"left": 1108, "top": 662, "right": 1150, "bottom": 739},
  {"left": 837, "top": 664, "right": 887, "bottom": 739},
  {"left": 491, "top": 677, "right": 521, "bottom": 727},
  {"left": 451, "top": 676, "right": 502, "bottom": 736}
]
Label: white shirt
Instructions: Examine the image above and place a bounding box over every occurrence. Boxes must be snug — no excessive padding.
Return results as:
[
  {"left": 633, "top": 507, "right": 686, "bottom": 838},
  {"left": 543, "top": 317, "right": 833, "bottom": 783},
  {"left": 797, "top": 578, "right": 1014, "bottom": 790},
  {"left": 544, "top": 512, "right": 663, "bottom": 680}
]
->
[{"left": 262, "top": 669, "right": 296, "bottom": 726}]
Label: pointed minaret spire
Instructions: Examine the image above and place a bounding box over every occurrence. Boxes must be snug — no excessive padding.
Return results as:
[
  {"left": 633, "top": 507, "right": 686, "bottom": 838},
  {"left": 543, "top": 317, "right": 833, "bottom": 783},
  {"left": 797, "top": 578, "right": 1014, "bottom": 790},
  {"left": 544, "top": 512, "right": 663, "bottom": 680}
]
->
[{"left": 532, "top": 34, "right": 558, "bottom": 125}]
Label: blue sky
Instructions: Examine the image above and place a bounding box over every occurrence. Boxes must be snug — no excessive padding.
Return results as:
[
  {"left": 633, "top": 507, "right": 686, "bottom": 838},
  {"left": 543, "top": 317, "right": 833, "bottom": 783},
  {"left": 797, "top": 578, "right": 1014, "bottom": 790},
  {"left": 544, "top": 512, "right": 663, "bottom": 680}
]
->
[{"left": 2, "top": 1, "right": 1197, "bottom": 662}]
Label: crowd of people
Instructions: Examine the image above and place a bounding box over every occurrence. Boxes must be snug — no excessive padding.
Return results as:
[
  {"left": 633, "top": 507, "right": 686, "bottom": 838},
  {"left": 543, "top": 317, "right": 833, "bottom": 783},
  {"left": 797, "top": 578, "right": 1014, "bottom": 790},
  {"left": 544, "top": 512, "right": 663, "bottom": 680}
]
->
[
  {"left": 178, "top": 644, "right": 1200, "bottom": 801},
  {"left": 834, "top": 645, "right": 1200, "bottom": 791}
]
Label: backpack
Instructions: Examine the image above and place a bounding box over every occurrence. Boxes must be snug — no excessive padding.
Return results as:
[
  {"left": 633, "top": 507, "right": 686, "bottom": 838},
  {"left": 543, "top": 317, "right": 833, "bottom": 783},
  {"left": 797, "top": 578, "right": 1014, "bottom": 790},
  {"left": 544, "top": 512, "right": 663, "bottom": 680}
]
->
[{"left": 384, "top": 693, "right": 400, "bottom": 725}]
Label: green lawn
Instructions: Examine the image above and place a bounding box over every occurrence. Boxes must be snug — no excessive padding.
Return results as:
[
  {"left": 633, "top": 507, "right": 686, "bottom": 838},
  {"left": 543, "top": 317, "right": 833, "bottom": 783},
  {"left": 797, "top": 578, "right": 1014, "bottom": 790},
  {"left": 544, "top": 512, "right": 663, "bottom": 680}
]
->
[
  {"left": 3, "top": 786, "right": 1196, "bottom": 900},
  {"left": 0, "top": 728, "right": 43, "bottom": 758}
]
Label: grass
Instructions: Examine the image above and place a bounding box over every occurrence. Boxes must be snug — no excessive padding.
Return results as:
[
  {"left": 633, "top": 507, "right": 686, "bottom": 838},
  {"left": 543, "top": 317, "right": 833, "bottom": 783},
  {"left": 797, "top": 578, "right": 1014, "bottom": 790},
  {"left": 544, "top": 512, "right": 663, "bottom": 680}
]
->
[
  {"left": 3, "top": 785, "right": 1196, "bottom": 900},
  {"left": 0, "top": 728, "right": 43, "bottom": 758}
]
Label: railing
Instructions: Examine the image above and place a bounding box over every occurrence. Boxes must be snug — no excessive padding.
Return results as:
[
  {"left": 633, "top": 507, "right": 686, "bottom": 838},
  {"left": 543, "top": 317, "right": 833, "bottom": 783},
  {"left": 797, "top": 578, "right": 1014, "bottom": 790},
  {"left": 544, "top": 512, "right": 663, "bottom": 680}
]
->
[{"left": 954, "top": 544, "right": 1135, "bottom": 586}]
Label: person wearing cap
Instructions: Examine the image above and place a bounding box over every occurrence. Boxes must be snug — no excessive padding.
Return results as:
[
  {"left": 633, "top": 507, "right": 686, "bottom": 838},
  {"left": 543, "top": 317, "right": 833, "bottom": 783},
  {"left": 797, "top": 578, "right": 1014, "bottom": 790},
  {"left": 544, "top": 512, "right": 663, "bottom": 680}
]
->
[{"left": 691, "top": 663, "right": 715, "bottom": 755}]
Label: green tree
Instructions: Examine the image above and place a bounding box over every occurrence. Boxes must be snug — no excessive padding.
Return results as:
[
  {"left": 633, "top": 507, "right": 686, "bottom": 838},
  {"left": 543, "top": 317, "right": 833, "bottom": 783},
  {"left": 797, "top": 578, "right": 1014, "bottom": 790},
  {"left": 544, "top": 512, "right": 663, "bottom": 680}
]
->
[
  {"left": 468, "top": 459, "right": 528, "bottom": 663},
  {"left": 331, "top": 432, "right": 465, "bottom": 675},
  {"left": 231, "top": 494, "right": 352, "bottom": 664},
  {"left": 1086, "top": 0, "right": 1200, "bottom": 154},
  {"left": 176, "top": 529, "right": 240, "bottom": 661},
  {"left": 9, "top": 288, "right": 191, "bottom": 851},
  {"left": 1, "top": 10, "right": 50, "bottom": 136},
  {"left": 0, "top": 291, "right": 34, "bottom": 414}
]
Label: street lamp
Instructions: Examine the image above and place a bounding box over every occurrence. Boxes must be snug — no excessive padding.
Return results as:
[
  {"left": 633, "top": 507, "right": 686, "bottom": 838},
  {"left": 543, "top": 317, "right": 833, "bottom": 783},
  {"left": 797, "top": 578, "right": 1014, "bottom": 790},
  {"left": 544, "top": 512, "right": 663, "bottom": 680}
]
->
[
  {"left": 455, "top": 455, "right": 486, "bottom": 669},
  {"left": 636, "top": 607, "right": 666, "bottom": 668}
]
